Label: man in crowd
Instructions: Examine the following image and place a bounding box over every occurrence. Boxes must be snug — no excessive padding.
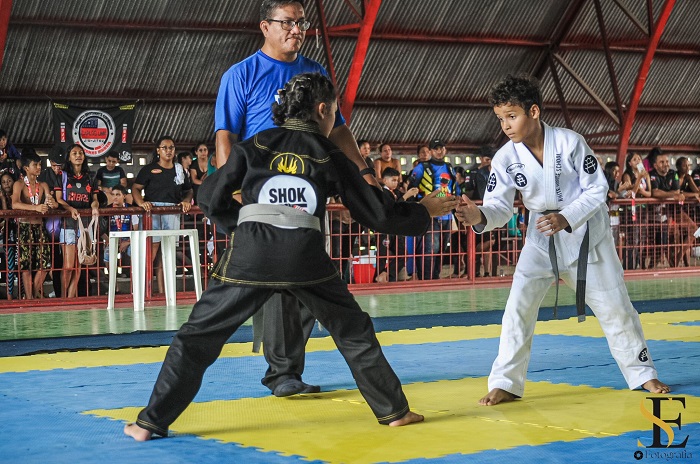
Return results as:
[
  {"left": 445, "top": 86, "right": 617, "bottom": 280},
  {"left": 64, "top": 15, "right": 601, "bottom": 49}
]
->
[{"left": 408, "top": 139, "right": 460, "bottom": 280}]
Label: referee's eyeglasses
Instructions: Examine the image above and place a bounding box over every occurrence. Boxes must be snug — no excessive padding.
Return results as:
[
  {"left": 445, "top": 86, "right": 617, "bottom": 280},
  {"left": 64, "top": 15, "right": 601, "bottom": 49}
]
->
[{"left": 266, "top": 18, "right": 311, "bottom": 31}]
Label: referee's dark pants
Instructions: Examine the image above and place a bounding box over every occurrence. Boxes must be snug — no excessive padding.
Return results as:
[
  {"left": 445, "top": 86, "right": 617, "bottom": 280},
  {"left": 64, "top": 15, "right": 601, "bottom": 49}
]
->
[
  {"left": 259, "top": 292, "right": 315, "bottom": 391},
  {"left": 135, "top": 278, "right": 409, "bottom": 437}
]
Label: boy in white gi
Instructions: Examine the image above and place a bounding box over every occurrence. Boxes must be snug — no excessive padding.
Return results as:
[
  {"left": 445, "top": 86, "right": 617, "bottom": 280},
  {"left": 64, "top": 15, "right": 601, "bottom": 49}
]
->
[{"left": 455, "top": 74, "right": 669, "bottom": 405}]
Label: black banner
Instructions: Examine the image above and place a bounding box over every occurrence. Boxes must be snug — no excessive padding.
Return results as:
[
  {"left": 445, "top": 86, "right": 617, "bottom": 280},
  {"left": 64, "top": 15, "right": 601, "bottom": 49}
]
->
[{"left": 52, "top": 102, "right": 137, "bottom": 163}]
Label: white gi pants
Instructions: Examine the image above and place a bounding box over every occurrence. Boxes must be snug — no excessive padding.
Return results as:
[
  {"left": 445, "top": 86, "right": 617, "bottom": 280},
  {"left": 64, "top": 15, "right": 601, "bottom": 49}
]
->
[{"left": 488, "top": 233, "right": 658, "bottom": 397}]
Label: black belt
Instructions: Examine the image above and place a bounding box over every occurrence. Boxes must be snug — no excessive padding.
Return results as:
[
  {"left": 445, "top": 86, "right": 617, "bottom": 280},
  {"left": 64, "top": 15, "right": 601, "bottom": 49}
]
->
[{"left": 545, "top": 213, "right": 589, "bottom": 323}]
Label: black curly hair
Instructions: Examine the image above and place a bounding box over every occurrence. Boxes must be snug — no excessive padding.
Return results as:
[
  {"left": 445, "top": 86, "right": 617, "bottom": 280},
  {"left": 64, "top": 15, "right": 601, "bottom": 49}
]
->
[
  {"left": 488, "top": 74, "right": 543, "bottom": 114},
  {"left": 271, "top": 72, "right": 336, "bottom": 126}
]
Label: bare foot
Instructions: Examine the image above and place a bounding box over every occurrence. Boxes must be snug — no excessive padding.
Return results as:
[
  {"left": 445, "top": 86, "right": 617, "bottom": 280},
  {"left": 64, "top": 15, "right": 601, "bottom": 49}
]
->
[
  {"left": 478, "top": 388, "right": 516, "bottom": 406},
  {"left": 642, "top": 379, "right": 671, "bottom": 394},
  {"left": 375, "top": 271, "right": 388, "bottom": 283},
  {"left": 389, "top": 411, "right": 424, "bottom": 426},
  {"left": 124, "top": 423, "right": 153, "bottom": 441}
]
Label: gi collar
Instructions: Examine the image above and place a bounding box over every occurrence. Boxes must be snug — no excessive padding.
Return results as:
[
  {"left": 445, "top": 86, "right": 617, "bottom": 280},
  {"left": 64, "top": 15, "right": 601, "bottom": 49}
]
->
[{"left": 282, "top": 119, "right": 324, "bottom": 136}]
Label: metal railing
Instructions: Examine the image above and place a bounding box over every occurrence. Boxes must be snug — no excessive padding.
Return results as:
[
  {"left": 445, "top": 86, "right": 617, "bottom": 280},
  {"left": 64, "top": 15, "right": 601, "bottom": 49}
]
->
[{"left": 0, "top": 198, "right": 698, "bottom": 307}]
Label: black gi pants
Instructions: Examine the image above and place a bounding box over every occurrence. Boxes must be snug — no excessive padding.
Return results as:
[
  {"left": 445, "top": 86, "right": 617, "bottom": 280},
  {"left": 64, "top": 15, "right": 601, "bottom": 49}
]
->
[
  {"left": 260, "top": 292, "right": 316, "bottom": 391},
  {"left": 135, "top": 278, "right": 409, "bottom": 436}
]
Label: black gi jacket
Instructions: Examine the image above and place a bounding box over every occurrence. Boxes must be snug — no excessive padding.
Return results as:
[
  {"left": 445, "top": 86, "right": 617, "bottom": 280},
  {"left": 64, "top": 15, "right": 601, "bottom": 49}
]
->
[{"left": 198, "top": 119, "right": 431, "bottom": 287}]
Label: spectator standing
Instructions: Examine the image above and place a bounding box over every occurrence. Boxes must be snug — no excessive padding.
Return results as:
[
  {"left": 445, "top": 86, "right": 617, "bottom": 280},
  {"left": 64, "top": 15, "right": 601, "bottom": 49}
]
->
[
  {"left": 132, "top": 136, "right": 193, "bottom": 294},
  {"left": 55, "top": 144, "right": 100, "bottom": 298},
  {"left": 0, "top": 172, "right": 17, "bottom": 299},
  {"left": 472, "top": 146, "right": 498, "bottom": 277},
  {"left": 95, "top": 152, "right": 127, "bottom": 201},
  {"left": 642, "top": 146, "right": 662, "bottom": 172},
  {"left": 373, "top": 143, "right": 401, "bottom": 184},
  {"left": 189, "top": 142, "right": 209, "bottom": 204},
  {"left": 412, "top": 144, "right": 431, "bottom": 168},
  {"left": 12, "top": 151, "right": 57, "bottom": 298},
  {"left": 375, "top": 167, "right": 418, "bottom": 282},
  {"left": 357, "top": 139, "right": 374, "bottom": 170},
  {"left": 619, "top": 152, "right": 651, "bottom": 270},
  {"left": 0, "top": 129, "right": 21, "bottom": 173},
  {"left": 0, "top": 132, "right": 20, "bottom": 181},
  {"left": 39, "top": 147, "right": 65, "bottom": 296},
  {"left": 177, "top": 151, "right": 193, "bottom": 180},
  {"left": 649, "top": 153, "right": 697, "bottom": 267},
  {"left": 102, "top": 184, "right": 138, "bottom": 275},
  {"left": 675, "top": 156, "right": 700, "bottom": 265},
  {"left": 212, "top": 0, "right": 375, "bottom": 397},
  {"left": 408, "top": 138, "right": 460, "bottom": 280}
]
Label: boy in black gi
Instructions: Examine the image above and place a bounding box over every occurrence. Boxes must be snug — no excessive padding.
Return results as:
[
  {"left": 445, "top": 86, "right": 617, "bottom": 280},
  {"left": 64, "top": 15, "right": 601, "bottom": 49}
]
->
[{"left": 125, "top": 73, "right": 457, "bottom": 440}]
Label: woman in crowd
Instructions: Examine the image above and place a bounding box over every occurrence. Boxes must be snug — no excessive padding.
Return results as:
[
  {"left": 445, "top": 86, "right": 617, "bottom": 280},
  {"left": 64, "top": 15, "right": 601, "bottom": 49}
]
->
[
  {"left": 55, "top": 144, "right": 100, "bottom": 298},
  {"left": 0, "top": 172, "right": 17, "bottom": 299},
  {"left": 618, "top": 152, "right": 652, "bottom": 270},
  {"left": 189, "top": 142, "right": 209, "bottom": 204}
]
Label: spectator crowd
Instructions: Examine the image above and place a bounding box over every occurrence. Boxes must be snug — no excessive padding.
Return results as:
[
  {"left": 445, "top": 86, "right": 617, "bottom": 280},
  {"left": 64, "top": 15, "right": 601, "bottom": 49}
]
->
[{"left": 0, "top": 130, "right": 699, "bottom": 300}]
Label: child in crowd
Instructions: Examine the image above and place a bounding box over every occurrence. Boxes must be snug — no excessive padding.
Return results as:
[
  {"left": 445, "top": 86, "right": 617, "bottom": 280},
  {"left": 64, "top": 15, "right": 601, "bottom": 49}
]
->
[
  {"left": 11, "top": 151, "right": 56, "bottom": 299},
  {"left": 455, "top": 74, "right": 669, "bottom": 406},
  {"left": 124, "top": 72, "right": 457, "bottom": 441},
  {"left": 95, "top": 152, "right": 127, "bottom": 201},
  {"left": 102, "top": 184, "right": 138, "bottom": 274},
  {"left": 376, "top": 167, "right": 419, "bottom": 282}
]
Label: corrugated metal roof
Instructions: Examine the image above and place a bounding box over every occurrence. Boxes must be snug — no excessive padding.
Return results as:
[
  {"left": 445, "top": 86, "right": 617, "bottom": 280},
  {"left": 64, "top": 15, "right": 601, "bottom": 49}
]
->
[{"left": 1, "top": 0, "right": 699, "bottom": 160}]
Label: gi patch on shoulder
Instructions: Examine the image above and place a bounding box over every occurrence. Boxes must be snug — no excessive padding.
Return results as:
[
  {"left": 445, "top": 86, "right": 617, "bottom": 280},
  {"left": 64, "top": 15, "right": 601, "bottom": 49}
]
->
[
  {"left": 514, "top": 173, "right": 527, "bottom": 188},
  {"left": 486, "top": 173, "right": 497, "bottom": 192},
  {"left": 583, "top": 154, "right": 598, "bottom": 174},
  {"left": 270, "top": 153, "right": 305, "bottom": 175},
  {"left": 638, "top": 348, "right": 649, "bottom": 362},
  {"left": 506, "top": 163, "right": 524, "bottom": 174}
]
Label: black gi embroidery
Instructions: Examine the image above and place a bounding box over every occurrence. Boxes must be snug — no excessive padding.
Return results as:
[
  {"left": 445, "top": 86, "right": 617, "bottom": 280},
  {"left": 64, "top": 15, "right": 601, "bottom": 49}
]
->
[
  {"left": 638, "top": 348, "right": 649, "bottom": 362},
  {"left": 583, "top": 154, "right": 598, "bottom": 174},
  {"left": 514, "top": 173, "right": 527, "bottom": 188},
  {"left": 486, "top": 173, "right": 497, "bottom": 192}
]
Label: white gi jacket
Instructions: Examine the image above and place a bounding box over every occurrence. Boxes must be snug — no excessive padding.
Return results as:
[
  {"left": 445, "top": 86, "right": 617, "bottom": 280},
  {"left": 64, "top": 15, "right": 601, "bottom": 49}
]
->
[{"left": 475, "top": 122, "right": 610, "bottom": 267}]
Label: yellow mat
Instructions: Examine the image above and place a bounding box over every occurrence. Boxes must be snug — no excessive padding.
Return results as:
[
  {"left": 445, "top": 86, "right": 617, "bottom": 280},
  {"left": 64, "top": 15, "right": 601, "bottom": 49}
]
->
[{"left": 87, "top": 377, "right": 699, "bottom": 464}]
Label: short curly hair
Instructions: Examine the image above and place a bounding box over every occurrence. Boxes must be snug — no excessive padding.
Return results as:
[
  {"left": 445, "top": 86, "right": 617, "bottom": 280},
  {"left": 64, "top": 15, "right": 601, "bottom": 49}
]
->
[
  {"left": 272, "top": 72, "right": 336, "bottom": 126},
  {"left": 488, "top": 74, "right": 542, "bottom": 113}
]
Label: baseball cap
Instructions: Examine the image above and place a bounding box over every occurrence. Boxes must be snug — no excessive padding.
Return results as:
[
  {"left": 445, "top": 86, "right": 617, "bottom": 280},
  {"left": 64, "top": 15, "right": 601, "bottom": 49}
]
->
[{"left": 429, "top": 139, "right": 445, "bottom": 150}]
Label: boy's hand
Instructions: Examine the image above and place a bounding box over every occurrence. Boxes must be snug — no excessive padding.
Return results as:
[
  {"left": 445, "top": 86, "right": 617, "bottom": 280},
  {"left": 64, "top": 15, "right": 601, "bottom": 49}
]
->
[
  {"left": 180, "top": 201, "right": 192, "bottom": 213},
  {"left": 419, "top": 190, "right": 459, "bottom": 217},
  {"left": 454, "top": 195, "right": 484, "bottom": 226},
  {"left": 536, "top": 213, "right": 569, "bottom": 236},
  {"left": 36, "top": 203, "right": 49, "bottom": 214},
  {"left": 403, "top": 187, "right": 419, "bottom": 200}
]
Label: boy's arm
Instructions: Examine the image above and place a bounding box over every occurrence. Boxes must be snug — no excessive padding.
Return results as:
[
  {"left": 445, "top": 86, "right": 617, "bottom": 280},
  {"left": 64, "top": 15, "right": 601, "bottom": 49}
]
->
[
  {"left": 41, "top": 182, "right": 56, "bottom": 208},
  {"left": 10, "top": 181, "right": 31, "bottom": 211},
  {"left": 474, "top": 160, "right": 517, "bottom": 232},
  {"left": 11, "top": 181, "right": 49, "bottom": 213},
  {"left": 558, "top": 137, "right": 608, "bottom": 231}
]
